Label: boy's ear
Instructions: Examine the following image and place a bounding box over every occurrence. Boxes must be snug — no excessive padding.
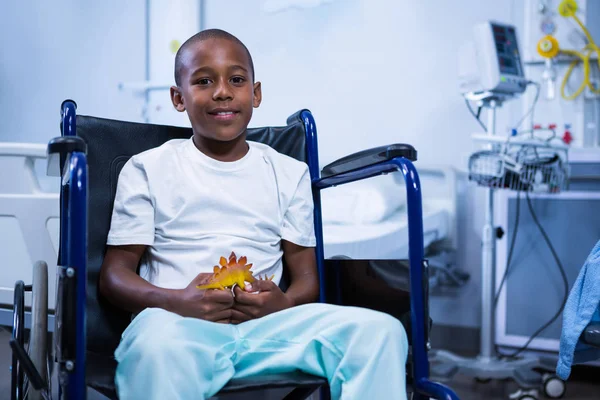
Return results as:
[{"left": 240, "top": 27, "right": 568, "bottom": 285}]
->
[
  {"left": 252, "top": 81, "right": 262, "bottom": 108},
  {"left": 170, "top": 86, "right": 186, "bottom": 112}
]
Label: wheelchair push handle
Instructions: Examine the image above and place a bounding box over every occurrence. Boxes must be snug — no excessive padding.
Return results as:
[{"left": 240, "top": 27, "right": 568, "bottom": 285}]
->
[
  {"left": 61, "top": 100, "right": 77, "bottom": 137},
  {"left": 48, "top": 100, "right": 84, "bottom": 177}
]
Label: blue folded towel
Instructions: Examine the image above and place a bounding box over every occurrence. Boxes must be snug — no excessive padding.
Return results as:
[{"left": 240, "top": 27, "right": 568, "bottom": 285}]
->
[{"left": 556, "top": 239, "right": 600, "bottom": 380}]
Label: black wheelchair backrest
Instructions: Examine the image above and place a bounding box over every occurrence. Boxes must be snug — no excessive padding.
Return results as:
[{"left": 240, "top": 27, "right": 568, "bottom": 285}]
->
[{"left": 76, "top": 110, "right": 308, "bottom": 356}]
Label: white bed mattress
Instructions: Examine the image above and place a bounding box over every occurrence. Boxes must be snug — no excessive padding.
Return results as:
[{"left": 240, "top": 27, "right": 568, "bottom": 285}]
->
[{"left": 323, "top": 200, "right": 450, "bottom": 260}]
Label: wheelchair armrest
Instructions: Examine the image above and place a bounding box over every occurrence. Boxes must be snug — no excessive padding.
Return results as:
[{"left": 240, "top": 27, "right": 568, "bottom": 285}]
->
[
  {"left": 321, "top": 144, "right": 417, "bottom": 179},
  {"left": 582, "top": 323, "right": 600, "bottom": 348}
]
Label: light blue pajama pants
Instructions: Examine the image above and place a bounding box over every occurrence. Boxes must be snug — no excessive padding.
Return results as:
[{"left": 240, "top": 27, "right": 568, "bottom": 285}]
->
[{"left": 114, "top": 303, "right": 408, "bottom": 399}]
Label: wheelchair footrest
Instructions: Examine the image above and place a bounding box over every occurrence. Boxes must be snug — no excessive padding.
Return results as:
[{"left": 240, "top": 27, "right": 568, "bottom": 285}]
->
[{"left": 583, "top": 323, "right": 600, "bottom": 347}]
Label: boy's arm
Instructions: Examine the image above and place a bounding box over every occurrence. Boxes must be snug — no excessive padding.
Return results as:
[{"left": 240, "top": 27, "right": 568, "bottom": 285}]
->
[
  {"left": 278, "top": 166, "right": 319, "bottom": 306},
  {"left": 280, "top": 239, "right": 319, "bottom": 306},
  {"left": 99, "top": 245, "right": 174, "bottom": 314},
  {"left": 99, "top": 244, "right": 235, "bottom": 322}
]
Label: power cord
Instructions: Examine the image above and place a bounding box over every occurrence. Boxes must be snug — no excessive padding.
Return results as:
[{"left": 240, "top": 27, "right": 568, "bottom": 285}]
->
[
  {"left": 495, "top": 191, "right": 569, "bottom": 358},
  {"left": 513, "top": 81, "right": 541, "bottom": 133},
  {"left": 465, "top": 98, "right": 488, "bottom": 132},
  {"left": 493, "top": 190, "right": 521, "bottom": 309},
  {"left": 465, "top": 80, "right": 541, "bottom": 135}
]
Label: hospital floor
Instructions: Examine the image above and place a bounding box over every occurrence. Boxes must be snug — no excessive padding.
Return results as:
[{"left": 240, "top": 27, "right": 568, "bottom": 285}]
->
[{"left": 1, "top": 327, "right": 598, "bottom": 400}]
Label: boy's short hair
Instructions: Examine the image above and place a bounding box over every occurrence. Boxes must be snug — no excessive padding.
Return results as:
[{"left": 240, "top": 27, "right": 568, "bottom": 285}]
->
[{"left": 174, "top": 29, "right": 255, "bottom": 86}]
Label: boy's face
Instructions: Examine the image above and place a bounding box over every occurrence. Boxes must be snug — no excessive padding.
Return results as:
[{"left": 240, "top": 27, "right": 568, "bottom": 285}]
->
[{"left": 170, "top": 38, "right": 261, "bottom": 142}]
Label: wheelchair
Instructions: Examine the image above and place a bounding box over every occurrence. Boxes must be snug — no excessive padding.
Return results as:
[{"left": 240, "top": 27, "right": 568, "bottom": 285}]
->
[
  {"left": 10, "top": 99, "right": 460, "bottom": 400},
  {"left": 583, "top": 323, "right": 600, "bottom": 348}
]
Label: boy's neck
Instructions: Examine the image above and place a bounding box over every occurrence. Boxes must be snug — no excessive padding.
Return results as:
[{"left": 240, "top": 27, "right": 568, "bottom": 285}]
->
[{"left": 191, "top": 133, "right": 249, "bottom": 162}]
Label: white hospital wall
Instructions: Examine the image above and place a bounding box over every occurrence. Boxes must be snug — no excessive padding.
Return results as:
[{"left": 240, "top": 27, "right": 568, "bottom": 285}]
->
[
  {"left": 203, "top": 0, "right": 524, "bottom": 169},
  {"left": 0, "top": 1, "right": 147, "bottom": 310},
  {"left": 0, "top": 0, "right": 147, "bottom": 144},
  {"left": 0, "top": 0, "right": 529, "bottom": 329},
  {"left": 202, "top": 0, "right": 525, "bottom": 328}
]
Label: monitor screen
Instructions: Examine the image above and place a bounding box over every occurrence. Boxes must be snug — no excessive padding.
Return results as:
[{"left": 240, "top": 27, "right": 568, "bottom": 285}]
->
[{"left": 492, "top": 24, "right": 523, "bottom": 77}]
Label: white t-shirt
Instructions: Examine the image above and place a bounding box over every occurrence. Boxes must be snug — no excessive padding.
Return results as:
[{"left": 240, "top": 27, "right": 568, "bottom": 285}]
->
[{"left": 106, "top": 138, "right": 316, "bottom": 289}]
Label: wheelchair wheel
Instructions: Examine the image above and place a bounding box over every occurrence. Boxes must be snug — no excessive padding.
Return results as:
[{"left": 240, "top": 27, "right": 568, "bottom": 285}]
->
[
  {"left": 11, "top": 281, "right": 25, "bottom": 400},
  {"left": 29, "top": 261, "right": 49, "bottom": 400},
  {"left": 10, "top": 261, "right": 49, "bottom": 400}
]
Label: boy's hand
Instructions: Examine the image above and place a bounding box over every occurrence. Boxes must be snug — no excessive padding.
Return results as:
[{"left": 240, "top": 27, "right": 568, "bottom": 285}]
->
[
  {"left": 230, "top": 280, "right": 294, "bottom": 323},
  {"left": 169, "top": 272, "right": 235, "bottom": 323}
]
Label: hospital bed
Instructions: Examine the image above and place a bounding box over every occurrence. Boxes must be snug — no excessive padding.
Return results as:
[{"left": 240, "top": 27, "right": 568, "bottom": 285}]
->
[
  {"left": 9, "top": 100, "right": 460, "bottom": 400},
  {"left": 322, "top": 165, "right": 457, "bottom": 260},
  {"left": 0, "top": 144, "right": 59, "bottom": 316},
  {"left": 321, "top": 166, "right": 467, "bottom": 292}
]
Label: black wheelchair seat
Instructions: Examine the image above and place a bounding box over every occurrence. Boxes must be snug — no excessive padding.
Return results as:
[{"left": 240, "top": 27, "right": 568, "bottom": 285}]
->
[{"left": 87, "top": 351, "right": 326, "bottom": 399}]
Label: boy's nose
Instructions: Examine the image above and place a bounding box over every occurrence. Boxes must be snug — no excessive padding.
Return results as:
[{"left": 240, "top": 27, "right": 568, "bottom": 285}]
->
[{"left": 212, "top": 79, "right": 233, "bottom": 101}]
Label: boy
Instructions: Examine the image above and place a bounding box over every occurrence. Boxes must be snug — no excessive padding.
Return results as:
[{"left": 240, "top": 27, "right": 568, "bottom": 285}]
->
[{"left": 99, "top": 29, "right": 408, "bottom": 399}]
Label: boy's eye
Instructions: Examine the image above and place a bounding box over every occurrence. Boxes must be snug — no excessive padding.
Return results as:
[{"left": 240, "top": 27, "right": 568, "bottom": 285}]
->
[
  {"left": 231, "top": 76, "right": 245, "bottom": 84},
  {"left": 197, "top": 78, "right": 211, "bottom": 85}
]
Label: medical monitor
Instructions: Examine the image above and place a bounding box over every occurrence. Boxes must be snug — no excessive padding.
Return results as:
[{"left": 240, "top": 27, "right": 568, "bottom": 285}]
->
[{"left": 459, "top": 21, "right": 527, "bottom": 96}]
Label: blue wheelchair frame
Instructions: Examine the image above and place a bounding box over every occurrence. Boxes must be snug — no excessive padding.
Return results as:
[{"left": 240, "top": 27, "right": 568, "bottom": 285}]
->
[
  {"left": 55, "top": 100, "right": 88, "bottom": 398},
  {"left": 52, "top": 101, "right": 459, "bottom": 400}
]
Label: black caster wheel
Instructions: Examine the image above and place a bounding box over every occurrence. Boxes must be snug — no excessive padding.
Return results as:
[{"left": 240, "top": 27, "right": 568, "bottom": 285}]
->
[
  {"left": 542, "top": 373, "right": 566, "bottom": 398},
  {"left": 509, "top": 388, "right": 539, "bottom": 400}
]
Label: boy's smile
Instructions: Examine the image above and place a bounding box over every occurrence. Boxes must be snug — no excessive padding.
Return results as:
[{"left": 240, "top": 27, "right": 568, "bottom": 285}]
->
[
  {"left": 170, "top": 37, "right": 261, "bottom": 159},
  {"left": 208, "top": 107, "right": 239, "bottom": 122}
]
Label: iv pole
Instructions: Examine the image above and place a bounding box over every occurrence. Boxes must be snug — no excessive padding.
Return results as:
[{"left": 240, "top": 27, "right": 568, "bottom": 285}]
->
[
  {"left": 480, "top": 97, "right": 497, "bottom": 363},
  {"left": 430, "top": 92, "right": 561, "bottom": 400}
]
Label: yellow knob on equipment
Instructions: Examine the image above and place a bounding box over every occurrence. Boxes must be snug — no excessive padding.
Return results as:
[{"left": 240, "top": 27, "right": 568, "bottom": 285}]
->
[
  {"left": 169, "top": 39, "right": 182, "bottom": 54},
  {"left": 537, "top": 35, "right": 560, "bottom": 58},
  {"left": 558, "top": 0, "right": 577, "bottom": 17}
]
